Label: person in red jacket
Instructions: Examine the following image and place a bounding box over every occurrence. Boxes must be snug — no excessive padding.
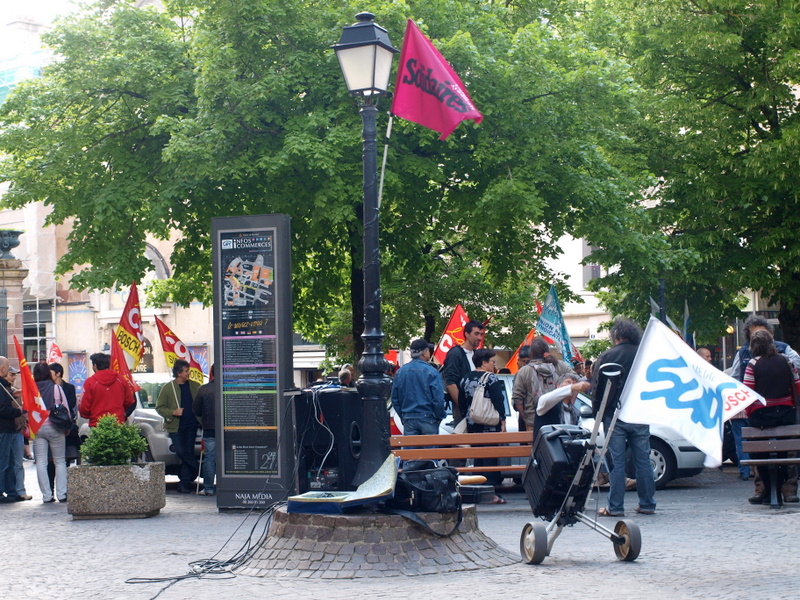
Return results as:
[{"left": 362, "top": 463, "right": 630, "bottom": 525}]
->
[{"left": 79, "top": 353, "right": 134, "bottom": 427}]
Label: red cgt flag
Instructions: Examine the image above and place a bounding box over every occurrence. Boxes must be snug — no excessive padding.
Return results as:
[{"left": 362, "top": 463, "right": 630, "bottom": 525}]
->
[
  {"left": 47, "top": 341, "right": 63, "bottom": 364},
  {"left": 433, "top": 304, "right": 470, "bottom": 365},
  {"left": 391, "top": 20, "right": 483, "bottom": 140},
  {"left": 155, "top": 317, "right": 204, "bottom": 385},
  {"left": 110, "top": 331, "right": 141, "bottom": 395},
  {"left": 115, "top": 282, "right": 145, "bottom": 370},
  {"left": 13, "top": 335, "right": 48, "bottom": 435}
]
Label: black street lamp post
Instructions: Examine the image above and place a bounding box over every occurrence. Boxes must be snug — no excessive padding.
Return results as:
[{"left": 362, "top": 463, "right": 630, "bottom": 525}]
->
[{"left": 333, "top": 13, "right": 398, "bottom": 486}]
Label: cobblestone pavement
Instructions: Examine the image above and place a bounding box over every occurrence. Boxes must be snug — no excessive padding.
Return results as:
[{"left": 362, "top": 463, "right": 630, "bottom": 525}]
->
[{"left": 1, "top": 462, "right": 796, "bottom": 600}]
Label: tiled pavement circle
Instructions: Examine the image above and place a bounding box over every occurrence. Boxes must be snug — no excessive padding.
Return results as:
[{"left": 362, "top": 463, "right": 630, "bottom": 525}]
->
[{"left": 237, "top": 505, "right": 517, "bottom": 578}]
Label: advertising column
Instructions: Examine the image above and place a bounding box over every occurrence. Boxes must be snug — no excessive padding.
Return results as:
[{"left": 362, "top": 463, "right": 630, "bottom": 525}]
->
[{"left": 212, "top": 215, "right": 294, "bottom": 508}]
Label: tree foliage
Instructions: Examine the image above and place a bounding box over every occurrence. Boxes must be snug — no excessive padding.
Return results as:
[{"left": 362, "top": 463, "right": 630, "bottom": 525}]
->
[
  {"left": 0, "top": 0, "right": 648, "bottom": 363},
  {"left": 586, "top": 0, "right": 800, "bottom": 346}
]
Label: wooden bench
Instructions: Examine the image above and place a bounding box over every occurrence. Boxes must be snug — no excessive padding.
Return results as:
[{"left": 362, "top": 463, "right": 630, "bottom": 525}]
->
[
  {"left": 741, "top": 424, "right": 800, "bottom": 508},
  {"left": 390, "top": 431, "right": 533, "bottom": 474}
]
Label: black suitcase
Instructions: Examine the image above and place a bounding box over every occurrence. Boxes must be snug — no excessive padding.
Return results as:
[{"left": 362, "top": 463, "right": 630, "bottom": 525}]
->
[{"left": 523, "top": 424, "right": 594, "bottom": 520}]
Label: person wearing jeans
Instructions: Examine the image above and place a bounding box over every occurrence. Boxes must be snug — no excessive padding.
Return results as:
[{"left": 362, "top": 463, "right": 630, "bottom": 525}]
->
[
  {"left": 728, "top": 416, "right": 751, "bottom": 480},
  {"left": 34, "top": 421, "right": 67, "bottom": 502},
  {"left": 33, "top": 362, "right": 68, "bottom": 503},
  {"left": 605, "top": 420, "right": 656, "bottom": 515},
  {"left": 9, "top": 431, "right": 31, "bottom": 501},
  {"left": 593, "top": 318, "right": 655, "bottom": 516},
  {"left": 193, "top": 365, "right": 216, "bottom": 496},
  {"left": 200, "top": 436, "right": 216, "bottom": 495}
]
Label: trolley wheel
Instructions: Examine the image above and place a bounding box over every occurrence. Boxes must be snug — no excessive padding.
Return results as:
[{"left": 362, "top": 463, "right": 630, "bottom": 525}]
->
[
  {"left": 520, "top": 521, "right": 548, "bottom": 564},
  {"left": 613, "top": 519, "right": 641, "bottom": 562}
]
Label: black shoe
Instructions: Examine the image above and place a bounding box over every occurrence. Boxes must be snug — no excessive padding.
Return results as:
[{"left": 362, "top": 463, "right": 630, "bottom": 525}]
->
[
  {"left": 784, "top": 495, "right": 799, "bottom": 503},
  {"left": 176, "top": 486, "right": 191, "bottom": 494},
  {"left": 0, "top": 495, "right": 14, "bottom": 504},
  {"left": 748, "top": 495, "right": 766, "bottom": 505}
]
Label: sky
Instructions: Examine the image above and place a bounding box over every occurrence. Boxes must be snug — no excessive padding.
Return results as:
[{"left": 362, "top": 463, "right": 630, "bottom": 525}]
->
[
  {"left": 0, "top": 0, "right": 77, "bottom": 26},
  {"left": 0, "top": 0, "right": 79, "bottom": 56}
]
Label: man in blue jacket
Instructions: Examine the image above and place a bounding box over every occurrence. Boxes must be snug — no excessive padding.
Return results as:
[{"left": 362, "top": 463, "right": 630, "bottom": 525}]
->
[{"left": 391, "top": 339, "right": 445, "bottom": 436}]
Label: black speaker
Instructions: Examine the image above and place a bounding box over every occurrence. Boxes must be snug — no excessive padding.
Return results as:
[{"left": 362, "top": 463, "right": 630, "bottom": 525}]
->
[{"left": 294, "top": 387, "right": 363, "bottom": 493}]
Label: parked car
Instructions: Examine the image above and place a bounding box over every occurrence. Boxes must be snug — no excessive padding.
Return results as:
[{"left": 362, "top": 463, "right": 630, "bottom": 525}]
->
[{"left": 391, "top": 372, "right": 706, "bottom": 489}]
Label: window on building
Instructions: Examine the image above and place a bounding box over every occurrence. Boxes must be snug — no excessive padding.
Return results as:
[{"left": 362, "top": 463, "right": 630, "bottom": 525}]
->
[
  {"left": 582, "top": 240, "right": 601, "bottom": 288},
  {"left": 23, "top": 299, "right": 52, "bottom": 361}
]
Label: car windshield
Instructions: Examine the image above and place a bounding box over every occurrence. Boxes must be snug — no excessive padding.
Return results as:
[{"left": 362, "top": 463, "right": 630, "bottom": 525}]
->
[{"left": 135, "top": 381, "right": 170, "bottom": 409}]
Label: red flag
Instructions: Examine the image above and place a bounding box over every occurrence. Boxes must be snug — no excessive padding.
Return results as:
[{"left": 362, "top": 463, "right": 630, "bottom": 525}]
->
[
  {"left": 433, "top": 304, "right": 470, "bottom": 365},
  {"left": 115, "top": 282, "right": 145, "bottom": 370},
  {"left": 13, "top": 336, "right": 48, "bottom": 435},
  {"left": 47, "top": 341, "right": 63, "bottom": 364},
  {"left": 391, "top": 20, "right": 483, "bottom": 140},
  {"left": 110, "top": 331, "right": 141, "bottom": 394},
  {"left": 155, "top": 317, "right": 204, "bottom": 385},
  {"left": 571, "top": 342, "right": 584, "bottom": 365}
]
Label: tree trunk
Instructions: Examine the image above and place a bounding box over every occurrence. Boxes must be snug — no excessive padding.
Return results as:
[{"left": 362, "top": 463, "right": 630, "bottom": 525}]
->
[
  {"left": 423, "top": 311, "right": 436, "bottom": 342},
  {"left": 778, "top": 300, "right": 800, "bottom": 352}
]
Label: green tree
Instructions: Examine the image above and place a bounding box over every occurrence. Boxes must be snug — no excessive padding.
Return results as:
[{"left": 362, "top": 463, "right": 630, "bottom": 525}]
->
[
  {"left": 0, "top": 0, "right": 648, "bottom": 363},
  {"left": 586, "top": 0, "right": 800, "bottom": 346},
  {"left": 0, "top": 4, "right": 196, "bottom": 288}
]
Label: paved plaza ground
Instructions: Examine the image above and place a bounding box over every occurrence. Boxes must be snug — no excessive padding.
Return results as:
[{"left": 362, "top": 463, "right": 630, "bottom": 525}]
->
[{"left": 1, "top": 461, "right": 796, "bottom": 599}]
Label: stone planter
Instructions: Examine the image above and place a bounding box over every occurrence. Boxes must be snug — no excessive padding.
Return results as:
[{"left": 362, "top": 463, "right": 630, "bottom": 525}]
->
[{"left": 67, "top": 462, "right": 166, "bottom": 520}]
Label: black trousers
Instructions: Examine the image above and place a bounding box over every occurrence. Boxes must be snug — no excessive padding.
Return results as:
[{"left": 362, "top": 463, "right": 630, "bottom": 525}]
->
[{"left": 170, "top": 428, "right": 199, "bottom": 487}]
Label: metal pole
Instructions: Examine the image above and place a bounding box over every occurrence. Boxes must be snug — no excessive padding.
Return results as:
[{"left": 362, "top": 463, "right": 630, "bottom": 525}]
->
[
  {"left": 352, "top": 102, "right": 391, "bottom": 486},
  {"left": 0, "top": 288, "right": 7, "bottom": 358},
  {"left": 658, "top": 278, "right": 666, "bottom": 325}
]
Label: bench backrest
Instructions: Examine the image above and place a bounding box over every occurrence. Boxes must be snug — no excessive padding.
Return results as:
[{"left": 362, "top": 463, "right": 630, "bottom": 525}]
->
[
  {"left": 389, "top": 431, "right": 534, "bottom": 462},
  {"left": 741, "top": 424, "right": 800, "bottom": 454}
]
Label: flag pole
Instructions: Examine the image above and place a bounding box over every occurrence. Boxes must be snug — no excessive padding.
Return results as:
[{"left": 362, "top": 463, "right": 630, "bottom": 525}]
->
[{"left": 377, "top": 115, "right": 393, "bottom": 210}]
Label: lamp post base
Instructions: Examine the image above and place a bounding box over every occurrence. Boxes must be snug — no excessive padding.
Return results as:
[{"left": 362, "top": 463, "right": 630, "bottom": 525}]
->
[{"left": 352, "top": 376, "right": 391, "bottom": 487}]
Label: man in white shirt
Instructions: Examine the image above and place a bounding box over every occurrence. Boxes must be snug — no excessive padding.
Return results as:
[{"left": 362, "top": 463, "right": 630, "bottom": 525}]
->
[{"left": 533, "top": 373, "right": 590, "bottom": 436}]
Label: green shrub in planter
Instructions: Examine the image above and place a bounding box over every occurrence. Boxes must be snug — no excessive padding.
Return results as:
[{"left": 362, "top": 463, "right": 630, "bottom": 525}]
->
[{"left": 81, "top": 414, "right": 148, "bottom": 466}]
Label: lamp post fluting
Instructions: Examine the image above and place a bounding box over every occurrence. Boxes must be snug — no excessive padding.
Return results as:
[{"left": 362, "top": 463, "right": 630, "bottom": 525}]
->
[{"left": 333, "top": 13, "right": 398, "bottom": 486}]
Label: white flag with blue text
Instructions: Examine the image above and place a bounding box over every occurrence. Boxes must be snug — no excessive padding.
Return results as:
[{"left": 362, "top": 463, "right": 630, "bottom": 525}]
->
[{"left": 618, "top": 318, "right": 765, "bottom": 466}]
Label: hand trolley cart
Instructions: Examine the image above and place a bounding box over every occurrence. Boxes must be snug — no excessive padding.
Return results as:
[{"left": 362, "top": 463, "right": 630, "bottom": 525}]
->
[{"left": 519, "top": 363, "right": 642, "bottom": 564}]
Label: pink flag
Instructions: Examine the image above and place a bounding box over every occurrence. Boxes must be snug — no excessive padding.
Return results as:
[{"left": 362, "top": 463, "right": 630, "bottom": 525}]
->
[{"left": 391, "top": 20, "right": 482, "bottom": 140}]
